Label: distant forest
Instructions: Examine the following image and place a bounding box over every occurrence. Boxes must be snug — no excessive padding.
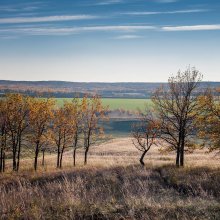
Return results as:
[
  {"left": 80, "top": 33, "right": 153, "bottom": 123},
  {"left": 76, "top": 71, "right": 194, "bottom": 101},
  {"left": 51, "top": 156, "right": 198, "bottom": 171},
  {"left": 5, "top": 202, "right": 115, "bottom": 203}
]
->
[{"left": 0, "top": 80, "right": 219, "bottom": 98}]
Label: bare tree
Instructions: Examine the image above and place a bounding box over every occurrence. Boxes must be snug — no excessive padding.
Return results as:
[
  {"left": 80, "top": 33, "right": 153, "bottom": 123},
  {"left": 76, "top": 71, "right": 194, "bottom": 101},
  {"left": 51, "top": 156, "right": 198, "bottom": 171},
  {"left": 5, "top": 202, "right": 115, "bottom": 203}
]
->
[
  {"left": 132, "top": 112, "right": 160, "bottom": 166},
  {"left": 152, "top": 67, "right": 202, "bottom": 167}
]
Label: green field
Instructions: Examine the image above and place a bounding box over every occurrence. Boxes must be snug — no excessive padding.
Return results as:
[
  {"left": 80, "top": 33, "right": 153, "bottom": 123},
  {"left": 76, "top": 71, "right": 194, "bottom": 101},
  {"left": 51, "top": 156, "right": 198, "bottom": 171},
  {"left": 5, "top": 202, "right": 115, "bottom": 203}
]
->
[{"left": 55, "top": 98, "right": 152, "bottom": 111}]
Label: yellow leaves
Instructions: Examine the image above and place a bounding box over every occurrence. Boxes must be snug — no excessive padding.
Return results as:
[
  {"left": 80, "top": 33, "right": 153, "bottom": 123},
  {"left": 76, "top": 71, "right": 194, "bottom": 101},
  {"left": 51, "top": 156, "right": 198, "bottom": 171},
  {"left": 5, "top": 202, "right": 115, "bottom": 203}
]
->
[
  {"left": 29, "top": 98, "right": 55, "bottom": 123},
  {"left": 1, "top": 93, "right": 108, "bottom": 148},
  {"left": 81, "top": 96, "right": 88, "bottom": 112},
  {"left": 196, "top": 92, "right": 220, "bottom": 150},
  {"left": 1, "top": 94, "right": 31, "bottom": 135},
  {"left": 28, "top": 97, "right": 55, "bottom": 145}
]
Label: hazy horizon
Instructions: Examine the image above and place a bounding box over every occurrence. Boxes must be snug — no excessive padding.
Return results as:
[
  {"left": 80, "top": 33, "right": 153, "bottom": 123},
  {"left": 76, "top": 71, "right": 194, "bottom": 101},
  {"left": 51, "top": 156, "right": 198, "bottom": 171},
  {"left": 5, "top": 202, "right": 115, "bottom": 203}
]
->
[
  {"left": 1, "top": 79, "right": 220, "bottom": 84},
  {"left": 0, "top": 0, "right": 220, "bottom": 82}
]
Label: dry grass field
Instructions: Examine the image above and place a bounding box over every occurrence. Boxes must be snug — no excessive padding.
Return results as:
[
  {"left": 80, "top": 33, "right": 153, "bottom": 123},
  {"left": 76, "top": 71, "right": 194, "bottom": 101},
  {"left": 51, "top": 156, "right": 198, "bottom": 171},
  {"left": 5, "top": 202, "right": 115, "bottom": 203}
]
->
[{"left": 1, "top": 138, "right": 220, "bottom": 220}]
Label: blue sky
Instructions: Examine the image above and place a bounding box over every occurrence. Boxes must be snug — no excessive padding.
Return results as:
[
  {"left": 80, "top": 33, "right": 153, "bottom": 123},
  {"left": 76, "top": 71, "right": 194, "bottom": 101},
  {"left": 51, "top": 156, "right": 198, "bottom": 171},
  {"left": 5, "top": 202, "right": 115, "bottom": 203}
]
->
[{"left": 0, "top": 0, "right": 220, "bottom": 82}]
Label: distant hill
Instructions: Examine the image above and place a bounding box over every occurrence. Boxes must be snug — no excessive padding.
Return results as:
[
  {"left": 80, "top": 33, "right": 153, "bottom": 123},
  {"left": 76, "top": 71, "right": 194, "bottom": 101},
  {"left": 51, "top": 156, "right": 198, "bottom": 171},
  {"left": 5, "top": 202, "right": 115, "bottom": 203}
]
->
[{"left": 0, "top": 80, "right": 219, "bottom": 98}]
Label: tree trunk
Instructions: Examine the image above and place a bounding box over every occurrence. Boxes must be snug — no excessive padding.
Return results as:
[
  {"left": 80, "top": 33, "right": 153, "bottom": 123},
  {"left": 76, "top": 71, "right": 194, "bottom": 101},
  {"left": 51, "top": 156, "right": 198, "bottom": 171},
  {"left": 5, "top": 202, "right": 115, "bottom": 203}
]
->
[
  {"left": 176, "top": 131, "right": 182, "bottom": 167},
  {"left": 12, "top": 148, "right": 17, "bottom": 171},
  {"left": 84, "top": 136, "right": 89, "bottom": 165},
  {"left": 0, "top": 148, "right": 3, "bottom": 172},
  {"left": 84, "top": 148, "right": 89, "bottom": 165},
  {"left": 2, "top": 152, "right": 5, "bottom": 172},
  {"left": 2, "top": 133, "right": 6, "bottom": 172},
  {"left": 0, "top": 152, "right": 5, "bottom": 173},
  {"left": 73, "top": 136, "right": 78, "bottom": 167},
  {"left": 16, "top": 138, "right": 21, "bottom": 171},
  {"left": 73, "top": 148, "right": 77, "bottom": 167},
  {"left": 57, "top": 147, "right": 60, "bottom": 168},
  {"left": 176, "top": 147, "right": 180, "bottom": 167},
  {"left": 180, "top": 150, "right": 184, "bottom": 167},
  {"left": 0, "top": 130, "right": 3, "bottom": 172},
  {"left": 59, "top": 147, "right": 65, "bottom": 169},
  {"left": 140, "top": 150, "right": 147, "bottom": 166},
  {"left": 180, "top": 138, "right": 185, "bottom": 167},
  {"left": 34, "top": 143, "right": 39, "bottom": 171},
  {"left": 42, "top": 150, "right": 45, "bottom": 166},
  {"left": 179, "top": 128, "right": 185, "bottom": 167}
]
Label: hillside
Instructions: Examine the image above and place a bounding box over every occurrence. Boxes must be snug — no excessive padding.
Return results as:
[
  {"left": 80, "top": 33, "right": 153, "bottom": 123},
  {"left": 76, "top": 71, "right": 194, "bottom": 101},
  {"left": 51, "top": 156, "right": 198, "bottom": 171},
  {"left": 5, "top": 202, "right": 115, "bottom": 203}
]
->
[
  {"left": 1, "top": 138, "right": 220, "bottom": 219},
  {"left": 0, "top": 80, "right": 219, "bottom": 98}
]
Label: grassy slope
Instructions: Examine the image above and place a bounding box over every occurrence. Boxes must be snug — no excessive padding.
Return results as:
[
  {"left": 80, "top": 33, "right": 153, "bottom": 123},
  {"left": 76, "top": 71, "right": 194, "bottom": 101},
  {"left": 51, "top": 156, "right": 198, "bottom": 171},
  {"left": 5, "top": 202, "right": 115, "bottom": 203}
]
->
[
  {"left": 1, "top": 165, "right": 220, "bottom": 220},
  {"left": 0, "top": 138, "right": 220, "bottom": 219}
]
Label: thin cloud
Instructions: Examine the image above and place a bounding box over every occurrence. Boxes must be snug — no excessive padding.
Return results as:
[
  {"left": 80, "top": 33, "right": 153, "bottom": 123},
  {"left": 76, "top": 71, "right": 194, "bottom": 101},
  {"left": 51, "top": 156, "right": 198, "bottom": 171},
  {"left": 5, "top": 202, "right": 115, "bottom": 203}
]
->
[
  {"left": 123, "top": 9, "right": 207, "bottom": 16},
  {"left": 0, "top": 25, "right": 156, "bottom": 36},
  {"left": 81, "top": 25, "right": 155, "bottom": 31},
  {"left": 0, "top": 35, "right": 18, "bottom": 40},
  {"left": 2, "top": 24, "right": 220, "bottom": 37},
  {"left": 96, "top": 0, "right": 123, "bottom": 5},
  {"left": 0, "top": 2, "right": 43, "bottom": 12},
  {"left": 155, "top": 0, "right": 178, "bottom": 3},
  {"left": 0, "top": 15, "right": 99, "bottom": 24},
  {"left": 162, "top": 24, "right": 220, "bottom": 31},
  {"left": 0, "top": 6, "right": 21, "bottom": 12},
  {"left": 114, "top": 35, "right": 143, "bottom": 39}
]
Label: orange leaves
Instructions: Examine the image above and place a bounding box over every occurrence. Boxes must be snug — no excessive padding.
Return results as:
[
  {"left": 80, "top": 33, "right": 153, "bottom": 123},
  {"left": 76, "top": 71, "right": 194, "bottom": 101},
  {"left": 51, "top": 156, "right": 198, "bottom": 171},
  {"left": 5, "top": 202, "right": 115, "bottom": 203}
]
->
[
  {"left": 196, "top": 90, "right": 220, "bottom": 151},
  {"left": 1, "top": 93, "right": 109, "bottom": 169},
  {"left": 28, "top": 98, "right": 55, "bottom": 145}
]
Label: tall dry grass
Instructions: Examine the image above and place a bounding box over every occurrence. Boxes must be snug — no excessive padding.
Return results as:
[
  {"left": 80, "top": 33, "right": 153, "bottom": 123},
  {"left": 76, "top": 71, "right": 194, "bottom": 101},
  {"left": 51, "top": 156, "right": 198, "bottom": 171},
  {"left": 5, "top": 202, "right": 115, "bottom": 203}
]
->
[{"left": 0, "top": 138, "right": 220, "bottom": 219}]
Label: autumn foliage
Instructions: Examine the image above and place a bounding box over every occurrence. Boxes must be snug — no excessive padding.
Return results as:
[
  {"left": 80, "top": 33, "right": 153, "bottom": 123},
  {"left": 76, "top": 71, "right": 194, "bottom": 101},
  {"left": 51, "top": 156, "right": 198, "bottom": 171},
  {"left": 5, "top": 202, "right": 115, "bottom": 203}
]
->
[
  {"left": 0, "top": 95, "right": 108, "bottom": 172},
  {"left": 196, "top": 89, "right": 220, "bottom": 151}
]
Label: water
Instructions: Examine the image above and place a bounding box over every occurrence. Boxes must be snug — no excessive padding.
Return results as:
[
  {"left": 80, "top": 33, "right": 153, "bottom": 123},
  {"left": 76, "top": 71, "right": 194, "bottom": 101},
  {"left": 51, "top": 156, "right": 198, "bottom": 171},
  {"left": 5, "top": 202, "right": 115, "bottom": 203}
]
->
[{"left": 103, "top": 119, "right": 138, "bottom": 137}]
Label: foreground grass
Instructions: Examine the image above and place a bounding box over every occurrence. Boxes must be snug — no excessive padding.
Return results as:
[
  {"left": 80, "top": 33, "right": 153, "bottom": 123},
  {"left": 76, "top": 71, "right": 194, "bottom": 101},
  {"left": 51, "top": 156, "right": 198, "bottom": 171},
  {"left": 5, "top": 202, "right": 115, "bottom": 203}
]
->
[
  {"left": 1, "top": 138, "right": 220, "bottom": 220},
  {"left": 0, "top": 165, "right": 220, "bottom": 220}
]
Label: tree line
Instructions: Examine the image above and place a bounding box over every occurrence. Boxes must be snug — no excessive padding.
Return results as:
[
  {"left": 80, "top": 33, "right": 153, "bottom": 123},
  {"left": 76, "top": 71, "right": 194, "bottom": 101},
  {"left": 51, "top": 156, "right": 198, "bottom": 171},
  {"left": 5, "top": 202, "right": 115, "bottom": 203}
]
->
[
  {"left": 0, "top": 95, "right": 107, "bottom": 172},
  {"left": 132, "top": 67, "right": 220, "bottom": 167}
]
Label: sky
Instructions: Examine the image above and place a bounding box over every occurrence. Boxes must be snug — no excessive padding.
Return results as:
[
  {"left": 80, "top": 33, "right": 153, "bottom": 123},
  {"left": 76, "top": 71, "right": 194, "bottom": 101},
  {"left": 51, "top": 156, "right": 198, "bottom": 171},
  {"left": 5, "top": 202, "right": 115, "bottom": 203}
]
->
[{"left": 0, "top": 0, "right": 220, "bottom": 82}]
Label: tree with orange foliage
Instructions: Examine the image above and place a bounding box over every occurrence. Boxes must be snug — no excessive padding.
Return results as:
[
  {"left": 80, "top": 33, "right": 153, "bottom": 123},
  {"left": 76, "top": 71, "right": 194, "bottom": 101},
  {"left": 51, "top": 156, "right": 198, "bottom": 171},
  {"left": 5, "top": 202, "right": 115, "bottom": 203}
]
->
[
  {"left": 51, "top": 103, "right": 72, "bottom": 169},
  {"left": 81, "top": 96, "right": 108, "bottom": 165},
  {"left": 64, "top": 98, "right": 82, "bottom": 167},
  {"left": 132, "top": 111, "right": 160, "bottom": 166},
  {"left": 197, "top": 89, "right": 220, "bottom": 151},
  {"left": 5, "top": 94, "right": 30, "bottom": 171},
  {"left": 29, "top": 98, "right": 55, "bottom": 171}
]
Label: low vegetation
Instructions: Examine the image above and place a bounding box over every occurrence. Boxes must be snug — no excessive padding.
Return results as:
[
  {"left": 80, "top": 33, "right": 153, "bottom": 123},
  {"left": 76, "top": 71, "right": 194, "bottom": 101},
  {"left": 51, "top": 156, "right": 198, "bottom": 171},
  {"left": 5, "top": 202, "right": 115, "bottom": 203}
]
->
[{"left": 0, "top": 141, "right": 220, "bottom": 219}]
